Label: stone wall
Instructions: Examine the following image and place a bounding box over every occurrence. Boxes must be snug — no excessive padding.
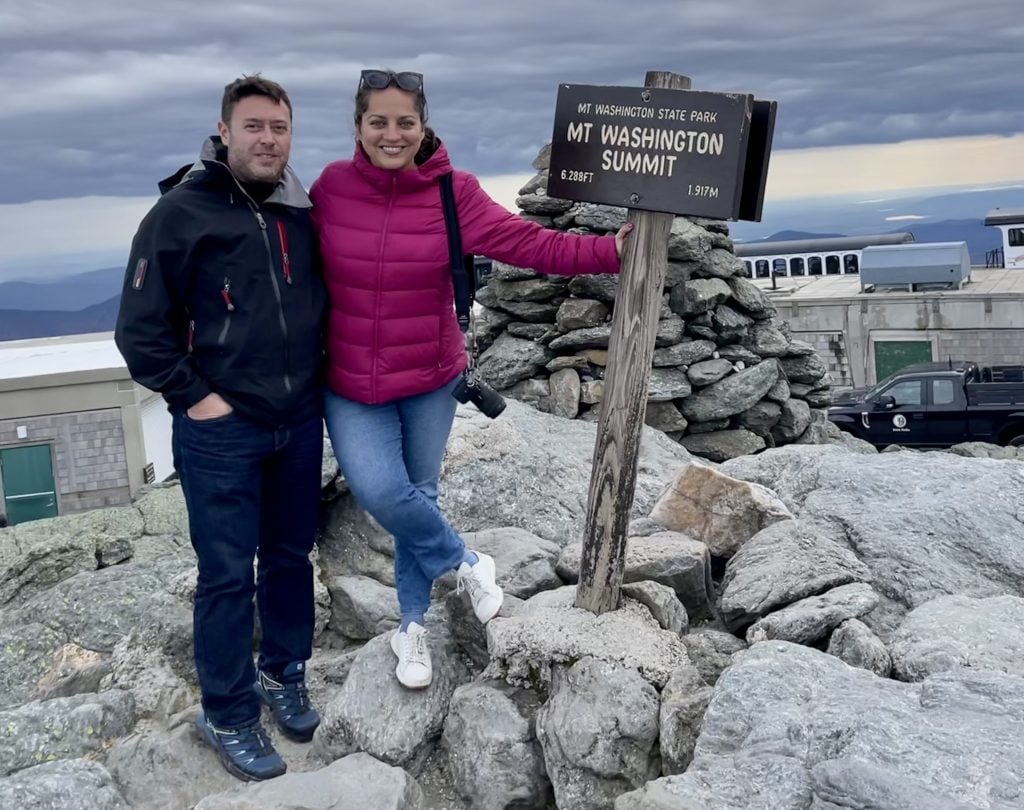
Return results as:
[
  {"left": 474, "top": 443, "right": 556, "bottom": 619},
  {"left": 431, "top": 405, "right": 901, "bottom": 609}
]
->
[
  {"left": 472, "top": 145, "right": 832, "bottom": 462},
  {"left": 0, "top": 409, "right": 131, "bottom": 515}
]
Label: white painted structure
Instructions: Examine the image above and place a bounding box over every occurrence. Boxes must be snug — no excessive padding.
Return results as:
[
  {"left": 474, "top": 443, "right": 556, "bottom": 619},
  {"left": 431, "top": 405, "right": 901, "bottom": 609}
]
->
[
  {"left": 0, "top": 332, "right": 173, "bottom": 519},
  {"left": 985, "top": 207, "right": 1024, "bottom": 269}
]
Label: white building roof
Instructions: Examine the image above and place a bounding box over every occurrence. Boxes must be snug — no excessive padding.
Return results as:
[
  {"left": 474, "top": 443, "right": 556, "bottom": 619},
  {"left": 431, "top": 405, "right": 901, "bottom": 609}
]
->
[{"left": 0, "top": 331, "right": 128, "bottom": 384}]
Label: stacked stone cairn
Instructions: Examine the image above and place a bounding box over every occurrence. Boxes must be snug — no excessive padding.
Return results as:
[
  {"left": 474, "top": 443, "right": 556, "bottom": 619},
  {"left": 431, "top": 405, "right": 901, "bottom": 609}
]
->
[{"left": 473, "top": 144, "right": 833, "bottom": 461}]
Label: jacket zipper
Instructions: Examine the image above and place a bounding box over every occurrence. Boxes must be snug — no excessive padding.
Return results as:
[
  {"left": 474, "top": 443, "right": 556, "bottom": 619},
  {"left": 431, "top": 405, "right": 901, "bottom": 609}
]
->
[
  {"left": 277, "top": 221, "right": 292, "bottom": 284},
  {"left": 218, "top": 278, "right": 234, "bottom": 346},
  {"left": 372, "top": 177, "right": 397, "bottom": 403},
  {"left": 255, "top": 210, "right": 293, "bottom": 394},
  {"left": 187, "top": 319, "right": 195, "bottom": 353}
]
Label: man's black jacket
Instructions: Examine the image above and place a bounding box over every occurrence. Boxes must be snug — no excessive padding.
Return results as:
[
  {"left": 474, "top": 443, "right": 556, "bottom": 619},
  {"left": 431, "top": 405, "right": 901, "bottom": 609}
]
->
[{"left": 115, "top": 138, "right": 327, "bottom": 428}]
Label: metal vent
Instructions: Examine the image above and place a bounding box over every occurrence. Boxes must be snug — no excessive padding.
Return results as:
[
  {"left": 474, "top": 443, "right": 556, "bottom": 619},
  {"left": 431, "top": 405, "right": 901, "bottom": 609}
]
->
[{"left": 143, "top": 463, "right": 155, "bottom": 484}]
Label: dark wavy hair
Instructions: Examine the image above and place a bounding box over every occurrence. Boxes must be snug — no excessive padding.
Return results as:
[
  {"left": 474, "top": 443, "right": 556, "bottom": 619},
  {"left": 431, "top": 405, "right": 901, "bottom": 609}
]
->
[
  {"left": 221, "top": 74, "right": 292, "bottom": 125},
  {"left": 354, "top": 72, "right": 439, "bottom": 165}
]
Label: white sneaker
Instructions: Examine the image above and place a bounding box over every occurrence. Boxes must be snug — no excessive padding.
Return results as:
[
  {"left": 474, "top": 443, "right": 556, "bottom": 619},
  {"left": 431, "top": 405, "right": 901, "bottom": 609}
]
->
[
  {"left": 457, "top": 552, "right": 504, "bottom": 624},
  {"left": 390, "top": 623, "right": 432, "bottom": 689}
]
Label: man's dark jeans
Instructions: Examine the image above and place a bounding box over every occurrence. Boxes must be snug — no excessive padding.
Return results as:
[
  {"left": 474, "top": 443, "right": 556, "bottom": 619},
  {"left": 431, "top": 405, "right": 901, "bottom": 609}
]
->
[{"left": 172, "top": 408, "right": 323, "bottom": 728}]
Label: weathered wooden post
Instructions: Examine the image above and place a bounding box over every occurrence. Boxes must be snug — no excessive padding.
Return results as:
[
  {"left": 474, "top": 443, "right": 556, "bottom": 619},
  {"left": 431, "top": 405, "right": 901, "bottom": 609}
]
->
[
  {"left": 575, "top": 71, "right": 689, "bottom": 614},
  {"left": 547, "top": 71, "right": 776, "bottom": 614}
]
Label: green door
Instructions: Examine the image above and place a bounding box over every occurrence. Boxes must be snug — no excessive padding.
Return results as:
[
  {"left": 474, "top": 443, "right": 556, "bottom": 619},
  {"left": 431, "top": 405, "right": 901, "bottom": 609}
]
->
[
  {"left": 0, "top": 444, "right": 58, "bottom": 525},
  {"left": 873, "top": 340, "right": 933, "bottom": 383}
]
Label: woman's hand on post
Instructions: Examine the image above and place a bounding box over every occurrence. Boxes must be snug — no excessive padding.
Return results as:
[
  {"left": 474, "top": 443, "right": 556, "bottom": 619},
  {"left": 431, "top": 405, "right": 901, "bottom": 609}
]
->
[{"left": 614, "top": 222, "right": 634, "bottom": 259}]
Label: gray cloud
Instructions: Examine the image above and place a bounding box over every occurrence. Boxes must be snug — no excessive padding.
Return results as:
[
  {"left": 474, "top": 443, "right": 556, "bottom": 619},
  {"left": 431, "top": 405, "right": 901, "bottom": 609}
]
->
[{"left": 1, "top": 0, "right": 1021, "bottom": 204}]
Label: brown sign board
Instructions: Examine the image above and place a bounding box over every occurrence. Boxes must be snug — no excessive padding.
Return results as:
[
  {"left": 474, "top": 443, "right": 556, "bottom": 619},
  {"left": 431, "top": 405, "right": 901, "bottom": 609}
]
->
[{"left": 547, "top": 84, "right": 775, "bottom": 221}]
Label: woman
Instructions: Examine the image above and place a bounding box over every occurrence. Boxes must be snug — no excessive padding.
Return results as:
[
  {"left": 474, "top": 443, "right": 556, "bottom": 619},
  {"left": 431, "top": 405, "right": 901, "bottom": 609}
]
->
[{"left": 311, "top": 69, "right": 628, "bottom": 689}]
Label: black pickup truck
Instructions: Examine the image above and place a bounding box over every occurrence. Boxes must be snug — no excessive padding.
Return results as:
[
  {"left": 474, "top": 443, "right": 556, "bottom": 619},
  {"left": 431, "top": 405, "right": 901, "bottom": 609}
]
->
[{"left": 828, "top": 361, "right": 1024, "bottom": 449}]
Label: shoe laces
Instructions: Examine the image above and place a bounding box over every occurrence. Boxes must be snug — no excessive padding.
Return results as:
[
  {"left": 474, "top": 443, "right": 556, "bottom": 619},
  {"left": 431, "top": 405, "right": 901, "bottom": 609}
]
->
[
  {"left": 261, "top": 672, "right": 311, "bottom": 718},
  {"left": 400, "top": 630, "right": 429, "bottom": 667},
  {"left": 457, "top": 566, "right": 482, "bottom": 599},
  {"left": 213, "top": 720, "right": 274, "bottom": 764}
]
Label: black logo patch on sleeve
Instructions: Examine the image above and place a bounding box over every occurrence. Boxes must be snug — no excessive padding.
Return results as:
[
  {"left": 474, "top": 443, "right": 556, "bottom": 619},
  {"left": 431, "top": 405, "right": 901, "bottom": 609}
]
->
[{"left": 132, "top": 258, "right": 149, "bottom": 290}]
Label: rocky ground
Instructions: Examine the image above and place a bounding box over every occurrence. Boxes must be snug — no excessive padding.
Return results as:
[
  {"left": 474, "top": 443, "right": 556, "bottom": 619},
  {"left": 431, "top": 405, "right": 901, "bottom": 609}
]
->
[{"left": 1, "top": 399, "right": 1023, "bottom": 809}]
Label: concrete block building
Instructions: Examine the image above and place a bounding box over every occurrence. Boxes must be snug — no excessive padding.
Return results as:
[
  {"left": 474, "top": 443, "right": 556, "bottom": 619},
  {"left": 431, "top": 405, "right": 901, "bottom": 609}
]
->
[
  {"left": 754, "top": 267, "right": 1024, "bottom": 388},
  {"left": 0, "top": 333, "right": 172, "bottom": 524}
]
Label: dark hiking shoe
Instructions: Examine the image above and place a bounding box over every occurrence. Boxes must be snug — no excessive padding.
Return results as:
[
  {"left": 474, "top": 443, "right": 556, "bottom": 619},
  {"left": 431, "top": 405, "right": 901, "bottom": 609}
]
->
[
  {"left": 195, "top": 715, "right": 286, "bottom": 781},
  {"left": 255, "top": 661, "right": 320, "bottom": 742}
]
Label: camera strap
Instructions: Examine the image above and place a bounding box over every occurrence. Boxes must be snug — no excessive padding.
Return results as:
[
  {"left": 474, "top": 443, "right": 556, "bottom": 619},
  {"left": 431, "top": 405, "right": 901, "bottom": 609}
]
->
[{"left": 438, "top": 172, "right": 477, "bottom": 337}]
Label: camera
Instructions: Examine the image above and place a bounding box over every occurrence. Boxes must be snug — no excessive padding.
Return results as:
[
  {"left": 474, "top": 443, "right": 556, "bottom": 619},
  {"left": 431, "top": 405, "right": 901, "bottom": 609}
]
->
[{"left": 452, "top": 368, "right": 506, "bottom": 419}]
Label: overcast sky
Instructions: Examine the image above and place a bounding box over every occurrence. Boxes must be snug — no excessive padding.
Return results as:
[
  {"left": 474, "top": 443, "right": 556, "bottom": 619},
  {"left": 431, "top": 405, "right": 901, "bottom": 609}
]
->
[{"left": 1, "top": 0, "right": 1023, "bottom": 277}]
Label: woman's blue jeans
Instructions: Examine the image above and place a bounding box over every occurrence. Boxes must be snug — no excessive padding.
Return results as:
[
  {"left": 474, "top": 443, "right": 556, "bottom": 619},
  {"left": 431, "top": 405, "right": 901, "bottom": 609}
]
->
[{"left": 324, "top": 377, "right": 466, "bottom": 619}]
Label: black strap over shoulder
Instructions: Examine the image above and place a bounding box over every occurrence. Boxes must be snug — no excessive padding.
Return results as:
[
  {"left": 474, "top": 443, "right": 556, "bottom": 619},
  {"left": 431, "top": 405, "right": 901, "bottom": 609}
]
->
[{"left": 438, "top": 172, "right": 476, "bottom": 333}]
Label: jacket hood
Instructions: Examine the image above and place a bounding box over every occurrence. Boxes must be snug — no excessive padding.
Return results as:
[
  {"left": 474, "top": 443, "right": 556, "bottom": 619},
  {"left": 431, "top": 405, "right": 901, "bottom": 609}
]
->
[
  {"left": 351, "top": 139, "right": 454, "bottom": 192},
  {"left": 157, "top": 136, "right": 312, "bottom": 208}
]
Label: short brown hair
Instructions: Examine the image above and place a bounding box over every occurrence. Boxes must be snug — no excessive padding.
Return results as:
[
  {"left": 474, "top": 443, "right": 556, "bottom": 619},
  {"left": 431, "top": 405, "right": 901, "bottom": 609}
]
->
[{"left": 221, "top": 74, "right": 292, "bottom": 124}]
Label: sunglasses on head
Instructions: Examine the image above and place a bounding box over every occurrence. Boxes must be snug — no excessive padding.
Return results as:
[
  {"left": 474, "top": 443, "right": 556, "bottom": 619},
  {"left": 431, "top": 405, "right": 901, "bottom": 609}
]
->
[{"left": 359, "top": 70, "right": 424, "bottom": 93}]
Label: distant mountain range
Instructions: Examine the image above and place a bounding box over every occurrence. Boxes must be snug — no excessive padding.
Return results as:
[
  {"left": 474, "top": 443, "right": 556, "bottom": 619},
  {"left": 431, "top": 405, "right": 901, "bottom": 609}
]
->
[
  {"left": 0, "top": 181, "right": 1020, "bottom": 343},
  {"left": 0, "top": 295, "right": 120, "bottom": 341},
  {"left": 0, "top": 266, "right": 123, "bottom": 311}
]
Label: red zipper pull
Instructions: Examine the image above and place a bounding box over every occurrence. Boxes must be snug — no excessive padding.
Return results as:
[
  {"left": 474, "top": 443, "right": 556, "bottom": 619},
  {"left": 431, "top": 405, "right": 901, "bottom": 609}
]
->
[
  {"left": 221, "top": 278, "right": 236, "bottom": 311},
  {"left": 277, "top": 220, "right": 292, "bottom": 284}
]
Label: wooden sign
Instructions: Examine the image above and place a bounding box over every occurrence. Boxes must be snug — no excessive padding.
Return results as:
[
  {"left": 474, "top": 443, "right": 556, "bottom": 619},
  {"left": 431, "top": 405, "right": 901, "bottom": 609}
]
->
[{"left": 547, "top": 84, "right": 756, "bottom": 220}]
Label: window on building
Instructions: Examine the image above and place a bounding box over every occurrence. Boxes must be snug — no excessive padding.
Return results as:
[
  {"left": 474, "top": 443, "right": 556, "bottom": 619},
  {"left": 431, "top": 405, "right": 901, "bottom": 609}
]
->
[
  {"left": 755, "top": 260, "right": 770, "bottom": 278},
  {"left": 931, "top": 379, "right": 956, "bottom": 405},
  {"left": 790, "top": 257, "right": 806, "bottom": 276},
  {"left": 1009, "top": 228, "right": 1024, "bottom": 247},
  {"left": 808, "top": 256, "right": 823, "bottom": 275},
  {"left": 773, "top": 258, "right": 789, "bottom": 276},
  {"left": 825, "top": 255, "right": 841, "bottom": 275},
  {"left": 844, "top": 254, "right": 859, "bottom": 274},
  {"left": 743, "top": 260, "right": 752, "bottom": 276}
]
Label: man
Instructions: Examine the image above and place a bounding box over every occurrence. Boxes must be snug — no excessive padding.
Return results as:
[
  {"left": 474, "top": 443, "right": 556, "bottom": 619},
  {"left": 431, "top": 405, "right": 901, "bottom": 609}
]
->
[{"left": 116, "top": 75, "right": 326, "bottom": 782}]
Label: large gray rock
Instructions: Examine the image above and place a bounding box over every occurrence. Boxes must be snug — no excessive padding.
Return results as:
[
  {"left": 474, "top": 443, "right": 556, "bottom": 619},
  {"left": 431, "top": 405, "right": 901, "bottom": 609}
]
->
[
  {"left": 720, "top": 446, "right": 1024, "bottom": 612},
  {"left": 617, "top": 641, "right": 1024, "bottom": 809},
  {"left": 779, "top": 352, "right": 828, "bottom": 384},
  {"left": 889, "top": 594, "right": 1024, "bottom": 681},
  {"left": 485, "top": 588, "right": 692, "bottom": 689},
  {"left": 0, "top": 759, "right": 130, "bottom": 810},
  {"left": 678, "top": 359, "right": 780, "bottom": 423},
  {"left": 668, "top": 278, "right": 731, "bottom": 318},
  {"left": 557, "top": 533, "right": 712, "bottom": 618},
  {"left": 666, "top": 218, "right": 714, "bottom": 263},
  {"left": 651, "top": 338, "right": 716, "bottom": 368},
  {"left": 620, "top": 580, "right": 688, "bottom": 636},
  {"left": 313, "top": 628, "right": 471, "bottom": 768},
  {"left": 0, "top": 690, "right": 136, "bottom": 777},
  {"left": 326, "top": 576, "right": 401, "bottom": 641},
  {"left": 770, "top": 397, "right": 812, "bottom": 443},
  {"left": 194, "top": 753, "right": 425, "bottom": 809},
  {"left": 536, "top": 657, "right": 660, "bottom": 810},
  {"left": 726, "top": 276, "right": 775, "bottom": 318},
  {"left": 15, "top": 558, "right": 189, "bottom": 653},
  {"left": 0, "top": 622, "right": 65, "bottom": 709},
  {"left": 681, "top": 629, "right": 747, "bottom": 686},
  {"left": 719, "top": 519, "right": 873, "bottom": 629},
  {"left": 442, "top": 682, "right": 550, "bottom": 809},
  {"left": 650, "top": 463, "right": 792, "bottom": 558},
  {"left": 436, "top": 526, "right": 562, "bottom": 599},
  {"left": 105, "top": 722, "right": 237, "bottom": 809},
  {"left": 317, "top": 496, "right": 396, "bottom": 587},
  {"left": 679, "top": 429, "right": 766, "bottom": 462},
  {"left": 827, "top": 618, "right": 892, "bottom": 677},
  {"left": 658, "top": 663, "right": 712, "bottom": 775},
  {"left": 490, "top": 276, "right": 568, "bottom": 302},
  {"left": 439, "top": 399, "right": 694, "bottom": 547},
  {"left": 478, "top": 333, "right": 553, "bottom": 389},
  {"left": 745, "top": 582, "right": 880, "bottom": 644}
]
